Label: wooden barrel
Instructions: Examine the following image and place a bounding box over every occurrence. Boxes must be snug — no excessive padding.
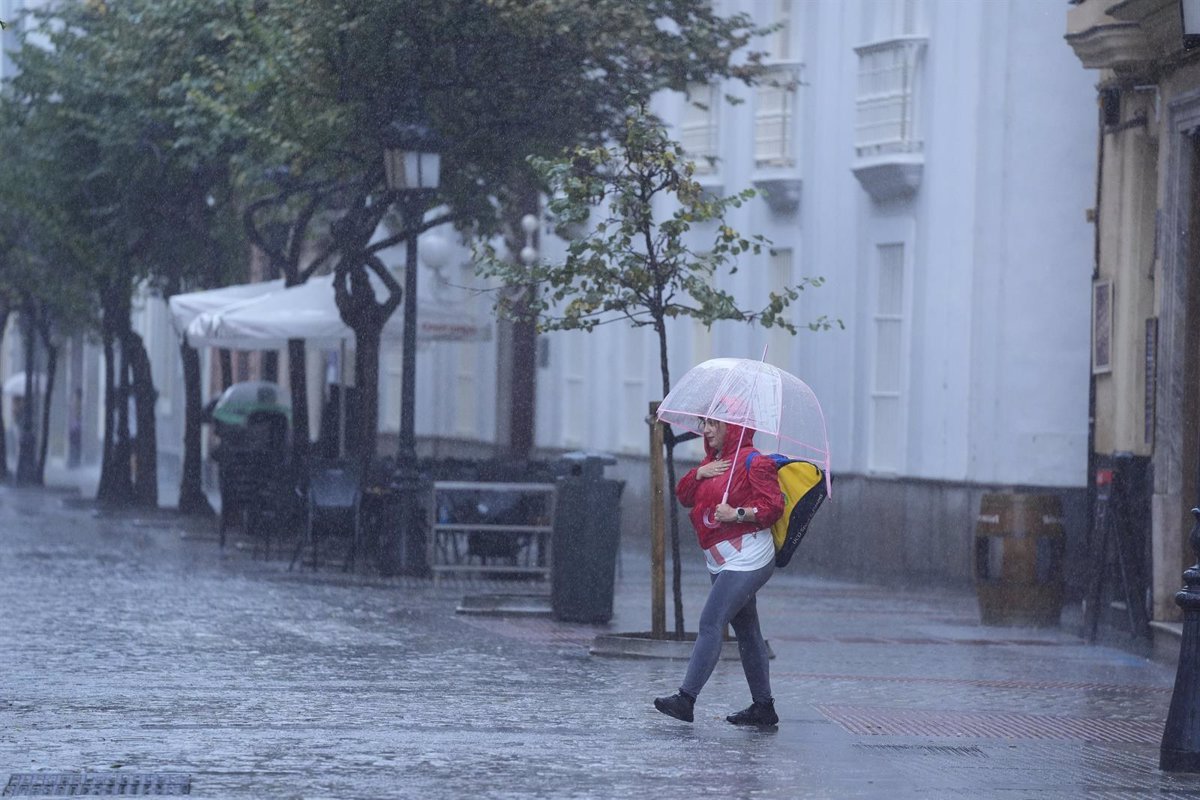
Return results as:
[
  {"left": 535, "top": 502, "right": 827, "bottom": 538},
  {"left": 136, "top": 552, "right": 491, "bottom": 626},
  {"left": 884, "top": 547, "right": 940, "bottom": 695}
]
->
[{"left": 974, "top": 492, "right": 1065, "bottom": 626}]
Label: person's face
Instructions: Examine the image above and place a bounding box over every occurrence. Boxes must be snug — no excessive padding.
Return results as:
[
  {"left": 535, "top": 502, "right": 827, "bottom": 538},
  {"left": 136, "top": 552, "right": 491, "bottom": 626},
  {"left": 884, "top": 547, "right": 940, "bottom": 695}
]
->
[{"left": 702, "top": 418, "right": 726, "bottom": 452}]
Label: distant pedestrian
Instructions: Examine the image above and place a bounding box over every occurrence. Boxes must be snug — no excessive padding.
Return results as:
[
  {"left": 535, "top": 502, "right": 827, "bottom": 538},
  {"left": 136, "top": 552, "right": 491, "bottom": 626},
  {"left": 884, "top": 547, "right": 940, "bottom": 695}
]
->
[{"left": 654, "top": 416, "right": 784, "bottom": 726}]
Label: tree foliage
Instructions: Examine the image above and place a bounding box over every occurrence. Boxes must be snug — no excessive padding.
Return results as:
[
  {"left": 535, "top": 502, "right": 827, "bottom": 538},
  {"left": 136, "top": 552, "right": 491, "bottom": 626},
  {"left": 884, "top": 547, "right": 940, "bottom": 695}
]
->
[
  {"left": 3, "top": 0, "right": 250, "bottom": 505},
  {"left": 183, "top": 0, "right": 774, "bottom": 461},
  {"left": 0, "top": 0, "right": 779, "bottom": 499},
  {"left": 486, "top": 102, "right": 836, "bottom": 384}
]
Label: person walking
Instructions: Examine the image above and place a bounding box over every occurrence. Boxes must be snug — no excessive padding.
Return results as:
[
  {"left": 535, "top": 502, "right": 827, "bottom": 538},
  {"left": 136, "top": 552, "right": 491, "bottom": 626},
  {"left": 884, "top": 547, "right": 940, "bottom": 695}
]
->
[{"left": 654, "top": 416, "right": 784, "bottom": 726}]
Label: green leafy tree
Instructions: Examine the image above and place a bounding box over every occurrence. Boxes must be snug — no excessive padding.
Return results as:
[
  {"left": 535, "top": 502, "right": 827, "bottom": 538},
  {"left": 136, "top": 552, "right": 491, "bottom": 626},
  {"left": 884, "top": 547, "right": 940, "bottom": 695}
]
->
[
  {"left": 0, "top": 106, "right": 96, "bottom": 487},
  {"left": 187, "top": 0, "right": 772, "bottom": 467},
  {"left": 484, "top": 102, "right": 836, "bottom": 638},
  {"left": 6, "top": 0, "right": 249, "bottom": 507}
]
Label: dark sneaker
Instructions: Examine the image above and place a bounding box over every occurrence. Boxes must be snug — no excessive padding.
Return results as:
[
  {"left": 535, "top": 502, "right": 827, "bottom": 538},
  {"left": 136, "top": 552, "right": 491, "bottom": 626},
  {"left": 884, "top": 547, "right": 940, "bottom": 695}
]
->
[
  {"left": 726, "top": 699, "right": 778, "bottom": 726},
  {"left": 654, "top": 692, "right": 695, "bottom": 722}
]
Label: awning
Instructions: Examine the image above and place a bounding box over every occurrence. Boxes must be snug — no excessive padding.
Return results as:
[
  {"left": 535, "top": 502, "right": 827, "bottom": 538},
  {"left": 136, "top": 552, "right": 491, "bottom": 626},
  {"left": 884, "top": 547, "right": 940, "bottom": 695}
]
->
[
  {"left": 168, "top": 279, "right": 284, "bottom": 336},
  {"left": 184, "top": 274, "right": 491, "bottom": 350}
]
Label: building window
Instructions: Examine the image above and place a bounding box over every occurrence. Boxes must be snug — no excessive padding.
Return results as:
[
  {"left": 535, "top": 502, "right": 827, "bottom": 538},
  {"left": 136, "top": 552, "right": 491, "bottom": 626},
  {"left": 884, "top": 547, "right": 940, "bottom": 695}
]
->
[
  {"left": 870, "top": 243, "right": 905, "bottom": 473},
  {"left": 769, "top": 248, "right": 795, "bottom": 360},
  {"left": 681, "top": 82, "right": 720, "bottom": 173},
  {"left": 854, "top": 0, "right": 927, "bottom": 160},
  {"left": 755, "top": 64, "right": 801, "bottom": 168},
  {"left": 854, "top": 37, "right": 926, "bottom": 159}
]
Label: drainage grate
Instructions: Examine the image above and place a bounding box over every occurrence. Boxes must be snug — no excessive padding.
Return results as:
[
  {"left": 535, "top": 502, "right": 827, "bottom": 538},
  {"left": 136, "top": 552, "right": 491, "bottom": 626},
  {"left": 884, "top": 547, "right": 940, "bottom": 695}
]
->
[
  {"left": 3, "top": 773, "right": 191, "bottom": 796},
  {"left": 817, "top": 705, "right": 1162, "bottom": 743}
]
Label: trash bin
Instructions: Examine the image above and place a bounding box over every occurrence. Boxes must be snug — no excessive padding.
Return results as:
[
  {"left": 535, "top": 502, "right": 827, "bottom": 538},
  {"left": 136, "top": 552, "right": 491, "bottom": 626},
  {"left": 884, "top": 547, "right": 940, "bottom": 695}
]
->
[{"left": 552, "top": 452, "right": 624, "bottom": 623}]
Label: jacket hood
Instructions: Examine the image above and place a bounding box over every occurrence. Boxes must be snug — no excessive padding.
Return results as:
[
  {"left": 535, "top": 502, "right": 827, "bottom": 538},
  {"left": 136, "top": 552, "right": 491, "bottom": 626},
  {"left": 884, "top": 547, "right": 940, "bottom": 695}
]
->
[{"left": 704, "top": 419, "right": 756, "bottom": 460}]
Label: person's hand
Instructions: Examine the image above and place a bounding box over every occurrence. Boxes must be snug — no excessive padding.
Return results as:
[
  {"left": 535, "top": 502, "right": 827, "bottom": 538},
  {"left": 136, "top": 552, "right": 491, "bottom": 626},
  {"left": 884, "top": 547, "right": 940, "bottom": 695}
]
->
[
  {"left": 697, "top": 459, "right": 729, "bottom": 480},
  {"left": 713, "top": 502, "right": 736, "bottom": 523}
]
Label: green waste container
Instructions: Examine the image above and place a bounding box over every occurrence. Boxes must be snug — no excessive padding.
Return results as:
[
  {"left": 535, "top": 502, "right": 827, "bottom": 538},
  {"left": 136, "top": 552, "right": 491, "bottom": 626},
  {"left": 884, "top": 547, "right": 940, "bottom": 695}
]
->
[{"left": 552, "top": 453, "right": 623, "bottom": 623}]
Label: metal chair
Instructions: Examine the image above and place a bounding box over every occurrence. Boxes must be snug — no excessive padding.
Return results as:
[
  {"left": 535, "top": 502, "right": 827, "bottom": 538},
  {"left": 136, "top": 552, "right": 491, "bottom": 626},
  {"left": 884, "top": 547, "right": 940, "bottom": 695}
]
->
[{"left": 289, "top": 459, "right": 363, "bottom": 571}]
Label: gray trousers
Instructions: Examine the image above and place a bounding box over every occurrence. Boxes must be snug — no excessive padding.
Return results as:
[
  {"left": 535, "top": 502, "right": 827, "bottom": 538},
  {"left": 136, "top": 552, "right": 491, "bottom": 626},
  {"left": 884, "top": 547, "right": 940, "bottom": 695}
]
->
[{"left": 680, "top": 560, "right": 774, "bottom": 703}]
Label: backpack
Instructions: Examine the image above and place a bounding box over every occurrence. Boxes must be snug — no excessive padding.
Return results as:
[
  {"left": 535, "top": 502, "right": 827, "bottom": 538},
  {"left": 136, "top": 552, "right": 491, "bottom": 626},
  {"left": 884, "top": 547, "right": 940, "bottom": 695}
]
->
[{"left": 745, "top": 452, "right": 827, "bottom": 568}]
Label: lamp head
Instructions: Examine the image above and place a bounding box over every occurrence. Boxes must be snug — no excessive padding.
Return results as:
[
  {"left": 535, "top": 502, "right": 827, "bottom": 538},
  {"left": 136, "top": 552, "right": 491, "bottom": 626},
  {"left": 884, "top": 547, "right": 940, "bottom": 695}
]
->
[{"left": 383, "top": 116, "right": 443, "bottom": 193}]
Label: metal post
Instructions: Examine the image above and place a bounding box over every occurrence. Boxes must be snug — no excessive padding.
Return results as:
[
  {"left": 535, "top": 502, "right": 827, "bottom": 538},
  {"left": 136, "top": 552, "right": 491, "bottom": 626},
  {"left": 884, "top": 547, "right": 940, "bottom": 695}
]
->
[
  {"left": 649, "top": 401, "right": 666, "bottom": 638},
  {"left": 390, "top": 195, "right": 427, "bottom": 576},
  {"left": 398, "top": 197, "right": 419, "bottom": 467},
  {"left": 1160, "top": 507, "right": 1200, "bottom": 771}
]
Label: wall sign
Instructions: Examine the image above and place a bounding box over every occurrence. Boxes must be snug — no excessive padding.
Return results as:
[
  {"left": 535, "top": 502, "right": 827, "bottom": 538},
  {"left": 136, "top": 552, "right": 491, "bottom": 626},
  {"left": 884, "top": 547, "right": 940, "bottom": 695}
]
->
[{"left": 1092, "top": 279, "right": 1113, "bottom": 375}]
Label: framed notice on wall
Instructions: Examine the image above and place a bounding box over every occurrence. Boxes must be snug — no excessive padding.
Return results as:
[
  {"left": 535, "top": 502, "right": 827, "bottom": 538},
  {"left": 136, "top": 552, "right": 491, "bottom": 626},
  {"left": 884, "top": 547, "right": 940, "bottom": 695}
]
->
[{"left": 1092, "top": 279, "right": 1113, "bottom": 375}]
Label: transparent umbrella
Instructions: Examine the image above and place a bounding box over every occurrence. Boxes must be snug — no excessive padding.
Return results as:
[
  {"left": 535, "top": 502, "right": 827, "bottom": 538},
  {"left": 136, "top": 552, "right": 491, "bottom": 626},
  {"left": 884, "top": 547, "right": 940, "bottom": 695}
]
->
[{"left": 657, "top": 357, "right": 831, "bottom": 497}]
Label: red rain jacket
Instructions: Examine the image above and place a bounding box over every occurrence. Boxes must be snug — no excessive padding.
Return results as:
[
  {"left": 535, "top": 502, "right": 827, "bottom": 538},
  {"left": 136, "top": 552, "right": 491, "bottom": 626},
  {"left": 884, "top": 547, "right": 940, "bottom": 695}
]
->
[{"left": 675, "top": 421, "right": 784, "bottom": 551}]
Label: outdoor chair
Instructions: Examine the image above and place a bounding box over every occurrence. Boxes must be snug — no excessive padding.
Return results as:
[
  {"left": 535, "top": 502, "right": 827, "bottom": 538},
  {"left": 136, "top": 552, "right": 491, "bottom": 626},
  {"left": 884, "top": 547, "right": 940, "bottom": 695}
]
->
[{"left": 289, "top": 458, "right": 363, "bottom": 572}]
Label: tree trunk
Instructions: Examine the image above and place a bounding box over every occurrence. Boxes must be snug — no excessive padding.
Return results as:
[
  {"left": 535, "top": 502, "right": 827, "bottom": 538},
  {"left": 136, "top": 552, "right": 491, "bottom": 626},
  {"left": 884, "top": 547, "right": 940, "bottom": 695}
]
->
[
  {"left": 177, "top": 341, "right": 214, "bottom": 515},
  {"left": 219, "top": 349, "right": 233, "bottom": 389},
  {"left": 15, "top": 306, "right": 39, "bottom": 486},
  {"left": 656, "top": 320, "right": 685, "bottom": 638},
  {"left": 108, "top": 356, "right": 136, "bottom": 505},
  {"left": 36, "top": 339, "right": 57, "bottom": 483},
  {"left": 125, "top": 330, "right": 158, "bottom": 509},
  {"left": 97, "top": 329, "right": 118, "bottom": 500},
  {"left": 97, "top": 300, "right": 135, "bottom": 507},
  {"left": 353, "top": 329, "right": 382, "bottom": 466},
  {"left": 0, "top": 303, "right": 10, "bottom": 481},
  {"left": 287, "top": 338, "right": 310, "bottom": 475}
]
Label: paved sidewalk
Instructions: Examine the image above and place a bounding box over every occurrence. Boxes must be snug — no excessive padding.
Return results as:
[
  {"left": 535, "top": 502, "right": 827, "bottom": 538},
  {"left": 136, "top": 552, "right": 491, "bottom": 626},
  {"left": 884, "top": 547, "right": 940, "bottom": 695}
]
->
[{"left": 1, "top": 483, "right": 1199, "bottom": 798}]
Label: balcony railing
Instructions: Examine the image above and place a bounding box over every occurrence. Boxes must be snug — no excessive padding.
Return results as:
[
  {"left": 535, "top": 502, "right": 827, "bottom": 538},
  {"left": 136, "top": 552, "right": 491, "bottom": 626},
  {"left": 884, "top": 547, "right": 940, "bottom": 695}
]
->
[
  {"left": 755, "top": 62, "right": 803, "bottom": 168},
  {"left": 854, "top": 36, "right": 927, "bottom": 159}
]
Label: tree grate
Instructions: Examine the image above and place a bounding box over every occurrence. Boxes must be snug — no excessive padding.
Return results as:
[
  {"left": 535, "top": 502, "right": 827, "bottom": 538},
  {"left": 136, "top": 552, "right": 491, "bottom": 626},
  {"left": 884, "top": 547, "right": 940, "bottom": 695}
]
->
[{"left": 2, "top": 773, "right": 191, "bottom": 796}]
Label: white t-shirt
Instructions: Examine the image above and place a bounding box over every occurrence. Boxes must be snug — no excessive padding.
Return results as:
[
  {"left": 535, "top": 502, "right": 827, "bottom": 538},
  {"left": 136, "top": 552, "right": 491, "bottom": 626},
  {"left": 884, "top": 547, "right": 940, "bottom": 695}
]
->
[{"left": 703, "top": 530, "right": 775, "bottom": 574}]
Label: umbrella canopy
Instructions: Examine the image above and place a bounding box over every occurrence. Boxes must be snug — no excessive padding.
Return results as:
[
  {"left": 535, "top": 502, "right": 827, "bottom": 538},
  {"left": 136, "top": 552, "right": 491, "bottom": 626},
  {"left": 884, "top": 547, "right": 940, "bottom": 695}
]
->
[
  {"left": 657, "top": 357, "right": 831, "bottom": 479},
  {"left": 211, "top": 380, "right": 291, "bottom": 427},
  {"left": 2, "top": 372, "right": 46, "bottom": 397},
  {"left": 168, "top": 279, "right": 284, "bottom": 336},
  {"left": 184, "top": 273, "right": 491, "bottom": 350}
]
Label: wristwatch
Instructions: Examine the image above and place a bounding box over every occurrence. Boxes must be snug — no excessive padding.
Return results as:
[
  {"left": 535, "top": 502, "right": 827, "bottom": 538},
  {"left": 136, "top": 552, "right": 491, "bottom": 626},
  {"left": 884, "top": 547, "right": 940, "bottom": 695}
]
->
[{"left": 735, "top": 507, "right": 746, "bottom": 522}]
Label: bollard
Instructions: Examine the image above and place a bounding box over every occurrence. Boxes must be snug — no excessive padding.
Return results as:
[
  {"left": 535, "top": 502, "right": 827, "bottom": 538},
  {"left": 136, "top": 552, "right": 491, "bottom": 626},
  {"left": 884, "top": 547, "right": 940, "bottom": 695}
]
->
[{"left": 1160, "top": 507, "right": 1200, "bottom": 772}]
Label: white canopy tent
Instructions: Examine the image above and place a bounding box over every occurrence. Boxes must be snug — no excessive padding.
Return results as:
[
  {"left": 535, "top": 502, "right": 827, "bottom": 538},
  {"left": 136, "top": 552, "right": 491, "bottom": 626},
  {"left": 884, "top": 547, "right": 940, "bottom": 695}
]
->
[
  {"left": 177, "top": 273, "right": 492, "bottom": 458},
  {"left": 168, "top": 279, "right": 285, "bottom": 337},
  {"left": 182, "top": 273, "right": 490, "bottom": 350}
]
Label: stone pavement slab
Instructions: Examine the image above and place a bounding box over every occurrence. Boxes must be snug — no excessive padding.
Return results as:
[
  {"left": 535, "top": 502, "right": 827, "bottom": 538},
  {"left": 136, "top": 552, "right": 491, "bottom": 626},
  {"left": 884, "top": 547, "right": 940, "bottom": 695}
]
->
[{"left": 2, "top": 484, "right": 1200, "bottom": 798}]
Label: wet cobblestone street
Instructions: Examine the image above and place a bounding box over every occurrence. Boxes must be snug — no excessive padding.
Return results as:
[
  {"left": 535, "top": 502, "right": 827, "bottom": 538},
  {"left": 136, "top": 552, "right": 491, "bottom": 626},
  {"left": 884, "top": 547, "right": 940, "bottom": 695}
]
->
[{"left": 4, "top": 484, "right": 1200, "bottom": 798}]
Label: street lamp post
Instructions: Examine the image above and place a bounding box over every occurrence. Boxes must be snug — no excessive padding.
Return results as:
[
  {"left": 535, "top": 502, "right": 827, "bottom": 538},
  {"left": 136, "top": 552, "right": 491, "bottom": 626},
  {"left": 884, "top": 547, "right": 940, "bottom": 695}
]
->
[{"left": 383, "top": 116, "right": 441, "bottom": 575}]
